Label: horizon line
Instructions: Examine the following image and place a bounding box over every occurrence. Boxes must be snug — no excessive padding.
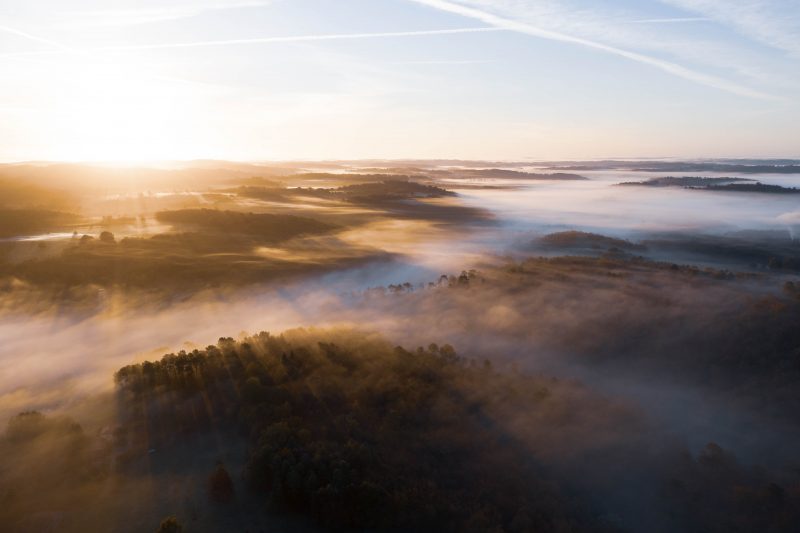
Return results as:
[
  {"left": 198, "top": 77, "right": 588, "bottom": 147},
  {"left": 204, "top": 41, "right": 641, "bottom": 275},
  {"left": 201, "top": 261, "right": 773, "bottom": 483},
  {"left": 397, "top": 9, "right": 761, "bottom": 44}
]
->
[{"left": 2, "top": 156, "right": 799, "bottom": 166}]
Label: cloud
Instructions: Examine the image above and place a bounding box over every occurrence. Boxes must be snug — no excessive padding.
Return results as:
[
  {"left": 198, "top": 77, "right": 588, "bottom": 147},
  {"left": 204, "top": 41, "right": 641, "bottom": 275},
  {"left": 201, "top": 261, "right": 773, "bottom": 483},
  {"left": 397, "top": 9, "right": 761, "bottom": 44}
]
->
[
  {"left": 660, "top": 0, "right": 800, "bottom": 57},
  {"left": 409, "top": 0, "right": 780, "bottom": 100}
]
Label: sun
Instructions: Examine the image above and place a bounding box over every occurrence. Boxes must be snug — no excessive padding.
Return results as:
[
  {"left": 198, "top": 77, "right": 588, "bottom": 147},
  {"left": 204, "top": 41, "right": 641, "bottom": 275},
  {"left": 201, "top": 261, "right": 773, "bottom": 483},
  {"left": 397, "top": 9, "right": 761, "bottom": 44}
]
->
[{"left": 43, "top": 56, "right": 202, "bottom": 162}]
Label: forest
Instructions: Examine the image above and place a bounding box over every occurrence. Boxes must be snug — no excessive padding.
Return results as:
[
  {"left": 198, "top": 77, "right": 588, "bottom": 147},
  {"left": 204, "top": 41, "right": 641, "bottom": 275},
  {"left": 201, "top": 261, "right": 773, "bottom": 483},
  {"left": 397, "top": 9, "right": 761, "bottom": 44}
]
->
[
  {"left": 0, "top": 209, "right": 355, "bottom": 289},
  {"left": 2, "top": 161, "right": 800, "bottom": 532},
  {"left": 114, "top": 331, "right": 589, "bottom": 532},
  {"left": 617, "top": 176, "right": 800, "bottom": 194},
  {"left": 4, "top": 312, "right": 799, "bottom": 532},
  {"left": 531, "top": 230, "right": 800, "bottom": 273}
]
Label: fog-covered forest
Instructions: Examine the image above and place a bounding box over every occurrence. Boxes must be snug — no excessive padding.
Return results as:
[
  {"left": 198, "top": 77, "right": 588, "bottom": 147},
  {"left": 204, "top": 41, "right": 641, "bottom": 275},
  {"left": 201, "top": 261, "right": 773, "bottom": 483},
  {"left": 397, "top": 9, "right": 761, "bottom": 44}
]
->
[
  {"left": 2, "top": 160, "right": 800, "bottom": 532},
  {"left": 5, "top": 0, "right": 800, "bottom": 528}
]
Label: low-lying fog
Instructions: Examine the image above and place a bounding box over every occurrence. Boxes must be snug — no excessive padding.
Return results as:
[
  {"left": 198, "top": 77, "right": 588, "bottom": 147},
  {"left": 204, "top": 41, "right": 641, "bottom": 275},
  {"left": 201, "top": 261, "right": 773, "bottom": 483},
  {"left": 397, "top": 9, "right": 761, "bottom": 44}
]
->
[
  {"left": 3, "top": 167, "right": 799, "bottom": 422},
  {"left": 453, "top": 170, "right": 800, "bottom": 238},
  {"left": 2, "top": 162, "right": 800, "bottom": 532}
]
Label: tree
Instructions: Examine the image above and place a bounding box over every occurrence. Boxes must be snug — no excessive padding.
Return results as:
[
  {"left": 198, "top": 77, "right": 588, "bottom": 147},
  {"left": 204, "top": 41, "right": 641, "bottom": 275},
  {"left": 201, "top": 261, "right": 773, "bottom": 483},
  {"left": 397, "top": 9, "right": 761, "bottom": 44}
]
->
[
  {"left": 208, "top": 462, "right": 235, "bottom": 503},
  {"left": 155, "top": 516, "right": 182, "bottom": 533}
]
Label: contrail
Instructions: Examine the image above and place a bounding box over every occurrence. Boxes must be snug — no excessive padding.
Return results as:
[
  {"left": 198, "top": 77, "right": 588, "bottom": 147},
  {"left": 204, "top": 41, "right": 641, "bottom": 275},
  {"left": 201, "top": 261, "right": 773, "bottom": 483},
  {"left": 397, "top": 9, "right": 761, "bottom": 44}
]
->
[
  {"left": 625, "top": 17, "right": 710, "bottom": 24},
  {"left": 408, "top": 0, "right": 779, "bottom": 101},
  {"left": 60, "top": 1, "right": 275, "bottom": 29},
  {"left": 0, "top": 27, "right": 501, "bottom": 59},
  {"left": 0, "top": 24, "right": 73, "bottom": 51},
  {"left": 93, "top": 27, "right": 501, "bottom": 51}
]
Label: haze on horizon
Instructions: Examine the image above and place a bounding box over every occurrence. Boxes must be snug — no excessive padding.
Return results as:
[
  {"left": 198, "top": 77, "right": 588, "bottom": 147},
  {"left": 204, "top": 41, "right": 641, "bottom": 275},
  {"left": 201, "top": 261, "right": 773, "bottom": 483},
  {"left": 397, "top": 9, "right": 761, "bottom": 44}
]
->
[{"left": 1, "top": 0, "right": 799, "bottom": 163}]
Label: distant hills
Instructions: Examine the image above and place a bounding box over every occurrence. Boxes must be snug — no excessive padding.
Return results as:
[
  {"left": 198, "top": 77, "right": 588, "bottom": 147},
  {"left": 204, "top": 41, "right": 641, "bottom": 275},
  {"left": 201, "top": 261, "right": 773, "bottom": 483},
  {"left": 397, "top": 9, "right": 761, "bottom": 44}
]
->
[
  {"left": 618, "top": 176, "right": 800, "bottom": 193},
  {"left": 544, "top": 160, "right": 800, "bottom": 174}
]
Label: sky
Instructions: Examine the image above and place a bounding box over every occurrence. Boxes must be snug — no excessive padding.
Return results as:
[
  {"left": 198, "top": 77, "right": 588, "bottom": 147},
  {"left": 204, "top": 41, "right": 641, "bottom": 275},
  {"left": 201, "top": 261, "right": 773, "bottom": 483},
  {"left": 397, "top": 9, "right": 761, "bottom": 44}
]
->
[{"left": 0, "top": 0, "right": 799, "bottom": 162}]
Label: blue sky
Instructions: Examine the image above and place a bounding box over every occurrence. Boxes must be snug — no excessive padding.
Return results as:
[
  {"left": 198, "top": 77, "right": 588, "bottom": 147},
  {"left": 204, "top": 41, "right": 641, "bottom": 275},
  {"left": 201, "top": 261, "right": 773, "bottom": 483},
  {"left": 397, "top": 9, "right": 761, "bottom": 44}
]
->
[{"left": 1, "top": 0, "right": 798, "bottom": 161}]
